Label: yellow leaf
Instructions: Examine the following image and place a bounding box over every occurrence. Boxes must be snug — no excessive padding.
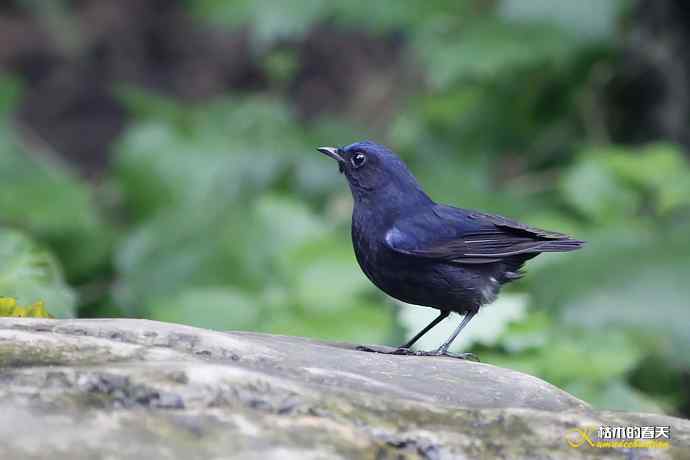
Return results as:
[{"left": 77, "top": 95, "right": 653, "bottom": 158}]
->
[
  {"left": 0, "top": 297, "right": 17, "bottom": 316},
  {"left": 0, "top": 297, "right": 54, "bottom": 318},
  {"left": 11, "top": 306, "right": 27, "bottom": 317},
  {"left": 0, "top": 297, "right": 17, "bottom": 307},
  {"left": 26, "top": 301, "right": 53, "bottom": 319}
]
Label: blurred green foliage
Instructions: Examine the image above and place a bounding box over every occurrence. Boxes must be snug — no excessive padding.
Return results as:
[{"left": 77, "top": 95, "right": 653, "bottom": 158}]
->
[{"left": 1, "top": 1, "right": 688, "bottom": 415}]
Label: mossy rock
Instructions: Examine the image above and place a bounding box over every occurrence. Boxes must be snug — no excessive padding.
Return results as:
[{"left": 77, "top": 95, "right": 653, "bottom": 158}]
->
[{"left": 0, "top": 318, "right": 687, "bottom": 459}]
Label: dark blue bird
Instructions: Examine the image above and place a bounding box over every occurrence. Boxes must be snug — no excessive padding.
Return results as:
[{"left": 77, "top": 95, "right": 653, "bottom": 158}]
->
[{"left": 317, "top": 140, "right": 584, "bottom": 359}]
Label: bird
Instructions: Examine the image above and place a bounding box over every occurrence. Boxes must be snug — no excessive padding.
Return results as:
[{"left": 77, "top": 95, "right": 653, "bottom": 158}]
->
[{"left": 317, "top": 140, "right": 584, "bottom": 359}]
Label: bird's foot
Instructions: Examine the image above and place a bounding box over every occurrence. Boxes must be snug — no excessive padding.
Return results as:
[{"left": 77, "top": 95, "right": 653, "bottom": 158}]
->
[
  {"left": 356, "top": 345, "right": 480, "bottom": 361},
  {"left": 355, "top": 345, "right": 396, "bottom": 354},
  {"left": 413, "top": 349, "right": 480, "bottom": 361}
]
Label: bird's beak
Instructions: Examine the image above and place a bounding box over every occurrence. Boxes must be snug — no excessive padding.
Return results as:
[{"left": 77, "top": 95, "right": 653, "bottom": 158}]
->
[{"left": 317, "top": 146, "right": 344, "bottom": 163}]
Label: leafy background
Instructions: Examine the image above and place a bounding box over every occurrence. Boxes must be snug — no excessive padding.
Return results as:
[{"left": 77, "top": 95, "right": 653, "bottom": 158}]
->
[{"left": 0, "top": 0, "right": 688, "bottom": 416}]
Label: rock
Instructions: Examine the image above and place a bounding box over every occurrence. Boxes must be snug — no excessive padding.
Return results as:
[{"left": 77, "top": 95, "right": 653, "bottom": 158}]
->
[{"left": 0, "top": 318, "right": 688, "bottom": 459}]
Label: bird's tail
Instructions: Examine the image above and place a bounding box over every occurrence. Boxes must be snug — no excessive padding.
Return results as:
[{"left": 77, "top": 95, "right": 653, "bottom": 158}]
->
[{"left": 535, "top": 238, "right": 586, "bottom": 253}]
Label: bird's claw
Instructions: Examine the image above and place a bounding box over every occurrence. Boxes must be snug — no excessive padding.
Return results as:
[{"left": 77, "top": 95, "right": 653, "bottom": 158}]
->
[
  {"left": 436, "top": 351, "right": 480, "bottom": 361},
  {"left": 398, "top": 348, "right": 480, "bottom": 361},
  {"left": 356, "top": 345, "right": 480, "bottom": 361},
  {"left": 355, "top": 345, "right": 390, "bottom": 353}
]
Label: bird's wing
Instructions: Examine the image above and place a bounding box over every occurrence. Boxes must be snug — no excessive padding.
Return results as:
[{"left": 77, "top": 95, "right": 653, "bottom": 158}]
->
[{"left": 385, "top": 204, "right": 584, "bottom": 264}]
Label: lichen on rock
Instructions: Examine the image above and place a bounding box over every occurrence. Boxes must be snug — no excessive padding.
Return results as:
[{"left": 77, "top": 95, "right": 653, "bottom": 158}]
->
[{"left": 0, "top": 318, "right": 687, "bottom": 459}]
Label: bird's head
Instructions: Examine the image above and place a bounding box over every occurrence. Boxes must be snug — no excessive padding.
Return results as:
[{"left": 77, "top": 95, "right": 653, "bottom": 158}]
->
[{"left": 317, "top": 140, "right": 429, "bottom": 204}]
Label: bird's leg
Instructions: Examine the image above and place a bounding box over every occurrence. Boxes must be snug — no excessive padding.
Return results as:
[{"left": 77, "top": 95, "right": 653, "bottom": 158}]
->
[
  {"left": 399, "top": 310, "right": 450, "bottom": 350},
  {"left": 431, "top": 309, "right": 478, "bottom": 359},
  {"left": 355, "top": 310, "right": 449, "bottom": 355},
  {"left": 356, "top": 310, "right": 479, "bottom": 361}
]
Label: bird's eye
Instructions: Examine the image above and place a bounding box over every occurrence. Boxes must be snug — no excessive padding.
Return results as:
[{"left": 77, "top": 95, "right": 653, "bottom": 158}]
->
[{"left": 351, "top": 153, "right": 366, "bottom": 169}]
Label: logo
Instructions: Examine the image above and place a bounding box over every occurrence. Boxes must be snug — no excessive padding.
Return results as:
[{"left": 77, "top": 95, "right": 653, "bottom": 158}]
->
[{"left": 566, "top": 425, "right": 670, "bottom": 450}]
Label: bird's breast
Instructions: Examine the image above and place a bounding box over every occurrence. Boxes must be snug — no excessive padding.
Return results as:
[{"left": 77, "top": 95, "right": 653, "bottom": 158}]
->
[
  {"left": 350, "top": 211, "right": 392, "bottom": 283},
  {"left": 350, "top": 215, "right": 500, "bottom": 312},
  {"left": 351, "top": 223, "right": 382, "bottom": 283}
]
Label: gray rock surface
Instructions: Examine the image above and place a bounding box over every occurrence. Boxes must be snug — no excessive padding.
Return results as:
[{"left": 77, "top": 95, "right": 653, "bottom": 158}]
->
[{"left": 0, "top": 318, "right": 688, "bottom": 459}]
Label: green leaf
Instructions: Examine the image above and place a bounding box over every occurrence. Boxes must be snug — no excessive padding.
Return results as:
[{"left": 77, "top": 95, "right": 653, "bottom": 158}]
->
[
  {"left": 113, "top": 93, "right": 322, "bottom": 220},
  {"left": 264, "top": 300, "right": 393, "bottom": 345},
  {"left": 0, "top": 228, "right": 75, "bottom": 317},
  {"left": 252, "top": 195, "right": 328, "bottom": 255},
  {"left": 0, "top": 85, "right": 111, "bottom": 279},
  {"left": 560, "top": 152, "right": 639, "bottom": 222},
  {"left": 561, "top": 262, "right": 690, "bottom": 369},
  {"left": 148, "top": 286, "right": 260, "bottom": 330},
  {"left": 0, "top": 76, "right": 22, "bottom": 110},
  {"left": 283, "top": 236, "right": 371, "bottom": 313},
  {"left": 565, "top": 381, "right": 666, "bottom": 413},
  {"left": 416, "top": 20, "right": 575, "bottom": 89},
  {"left": 530, "top": 221, "right": 690, "bottom": 369},
  {"left": 187, "top": 0, "right": 478, "bottom": 47},
  {"left": 113, "top": 206, "right": 238, "bottom": 309},
  {"left": 604, "top": 143, "right": 690, "bottom": 214},
  {"left": 492, "top": 327, "right": 642, "bottom": 386},
  {"left": 498, "top": 309, "right": 551, "bottom": 353},
  {"left": 562, "top": 144, "right": 690, "bottom": 221},
  {"left": 499, "top": 0, "right": 622, "bottom": 43},
  {"left": 112, "top": 92, "right": 336, "bottom": 313}
]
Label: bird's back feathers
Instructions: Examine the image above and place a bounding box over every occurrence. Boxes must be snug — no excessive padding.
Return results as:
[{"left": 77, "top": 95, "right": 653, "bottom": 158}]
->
[{"left": 385, "top": 204, "right": 584, "bottom": 264}]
